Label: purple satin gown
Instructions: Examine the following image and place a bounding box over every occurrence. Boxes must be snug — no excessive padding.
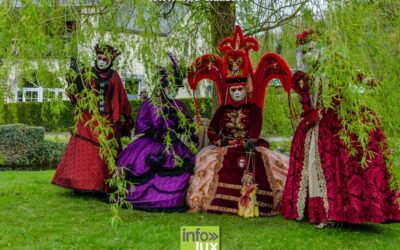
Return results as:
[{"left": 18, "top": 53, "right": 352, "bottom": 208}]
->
[{"left": 117, "top": 99, "right": 195, "bottom": 211}]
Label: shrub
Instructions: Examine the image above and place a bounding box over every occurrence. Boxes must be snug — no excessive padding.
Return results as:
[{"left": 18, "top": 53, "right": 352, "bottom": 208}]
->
[
  {"left": 262, "top": 87, "right": 300, "bottom": 137},
  {"left": 0, "top": 124, "right": 66, "bottom": 169},
  {"left": 0, "top": 124, "right": 44, "bottom": 147}
]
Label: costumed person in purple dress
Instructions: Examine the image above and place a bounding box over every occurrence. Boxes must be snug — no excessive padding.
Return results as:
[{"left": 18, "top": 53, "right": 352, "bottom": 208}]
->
[
  {"left": 280, "top": 30, "right": 400, "bottom": 227},
  {"left": 116, "top": 54, "right": 198, "bottom": 211},
  {"left": 186, "top": 25, "right": 292, "bottom": 217},
  {"left": 52, "top": 44, "right": 132, "bottom": 193}
]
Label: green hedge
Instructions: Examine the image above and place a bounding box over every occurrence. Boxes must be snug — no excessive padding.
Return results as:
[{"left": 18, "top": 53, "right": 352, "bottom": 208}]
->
[
  {"left": 0, "top": 124, "right": 44, "bottom": 147},
  {"left": 0, "top": 94, "right": 293, "bottom": 136},
  {"left": 0, "top": 124, "right": 66, "bottom": 169},
  {"left": 0, "top": 98, "right": 213, "bottom": 132}
]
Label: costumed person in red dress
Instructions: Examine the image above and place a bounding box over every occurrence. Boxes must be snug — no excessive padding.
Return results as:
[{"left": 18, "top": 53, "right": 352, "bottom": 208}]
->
[
  {"left": 52, "top": 44, "right": 132, "bottom": 193},
  {"left": 280, "top": 30, "right": 400, "bottom": 227},
  {"left": 186, "top": 25, "right": 292, "bottom": 217}
]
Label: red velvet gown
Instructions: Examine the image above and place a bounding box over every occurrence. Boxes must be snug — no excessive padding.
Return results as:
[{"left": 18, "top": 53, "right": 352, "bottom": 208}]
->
[
  {"left": 281, "top": 71, "right": 400, "bottom": 224},
  {"left": 187, "top": 102, "right": 288, "bottom": 216},
  {"left": 52, "top": 68, "right": 132, "bottom": 193}
]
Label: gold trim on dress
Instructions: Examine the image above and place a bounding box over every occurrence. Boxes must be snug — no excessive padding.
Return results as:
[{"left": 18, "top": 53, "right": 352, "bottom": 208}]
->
[
  {"left": 257, "top": 189, "right": 274, "bottom": 196},
  {"left": 215, "top": 194, "right": 240, "bottom": 202},
  {"left": 203, "top": 147, "right": 227, "bottom": 211},
  {"left": 208, "top": 205, "right": 238, "bottom": 214},
  {"left": 218, "top": 182, "right": 274, "bottom": 196},
  {"left": 218, "top": 182, "right": 243, "bottom": 190},
  {"left": 258, "top": 147, "right": 282, "bottom": 212},
  {"left": 296, "top": 124, "right": 329, "bottom": 220},
  {"left": 296, "top": 129, "right": 312, "bottom": 219},
  {"left": 313, "top": 126, "right": 329, "bottom": 215}
]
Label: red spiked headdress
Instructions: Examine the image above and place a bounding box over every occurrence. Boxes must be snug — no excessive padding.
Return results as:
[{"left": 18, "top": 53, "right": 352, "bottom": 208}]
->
[
  {"left": 218, "top": 25, "right": 259, "bottom": 103},
  {"left": 188, "top": 25, "right": 292, "bottom": 124}
]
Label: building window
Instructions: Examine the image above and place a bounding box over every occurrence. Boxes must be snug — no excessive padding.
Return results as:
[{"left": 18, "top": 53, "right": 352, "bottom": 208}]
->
[
  {"left": 17, "top": 91, "right": 23, "bottom": 102},
  {"left": 15, "top": 87, "right": 66, "bottom": 103},
  {"left": 24, "top": 90, "right": 39, "bottom": 102},
  {"left": 125, "top": 79, "right": 139, "bottom": 95},
  {"left": 43, "top": 89, "right": 55, "bottom": 102},
  {"left": 43, "top": 88, "right": 66, "bottom": 102}
]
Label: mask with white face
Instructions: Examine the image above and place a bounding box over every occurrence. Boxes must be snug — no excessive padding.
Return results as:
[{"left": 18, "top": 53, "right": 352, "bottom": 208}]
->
[
  {"left": 229, "top": 85, "right": 246, "bottom": 102},
  {"left": 96, "top": 54, "right": 111, "bottom": 70},
  {"left": 296, "top": 48, "right": 309, "bottom": 72},
  {"left": 296, "top": 41, "right": 320, "bottom": 72}
]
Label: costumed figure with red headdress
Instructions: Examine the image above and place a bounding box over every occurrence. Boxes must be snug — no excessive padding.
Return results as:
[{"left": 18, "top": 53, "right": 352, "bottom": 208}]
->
[
  {"left": 52, "top": 44, "right": 132, "bottom": 193},
  {"left": 280, "top": 30, "right": 400, "bottom": 227},
  {"left": 186, "top": 25, "right": 292, "bottom": 217},
  {"left": 116, "top": 54, "right": 198, "bottom": 211}
]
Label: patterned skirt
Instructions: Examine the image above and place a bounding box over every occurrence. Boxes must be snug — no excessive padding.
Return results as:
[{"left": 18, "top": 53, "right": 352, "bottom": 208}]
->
[{"left": 186, "top": 145, "right": 289, "bottom": 216}]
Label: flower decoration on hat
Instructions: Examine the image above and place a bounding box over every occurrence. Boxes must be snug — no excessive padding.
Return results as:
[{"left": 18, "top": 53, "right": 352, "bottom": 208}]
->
[{"left": 296, "top": 29, "right": 319, "bottom": 46}]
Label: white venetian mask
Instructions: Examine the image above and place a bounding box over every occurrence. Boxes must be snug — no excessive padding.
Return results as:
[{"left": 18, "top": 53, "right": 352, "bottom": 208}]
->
[
  {"left": 296, "top": 41, "right": 321, "bottom": 72},
  {"left": 229, "top": 85, "right": 246, "bottom": 102},
  {"left": 97, "top": 54, "right": 111, "bottom": 70}
]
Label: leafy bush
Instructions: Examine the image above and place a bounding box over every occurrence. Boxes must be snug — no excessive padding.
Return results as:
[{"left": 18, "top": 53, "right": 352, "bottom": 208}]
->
[
  {"left": 0, "top": 124, "right": 66, "bottom": 169},
  {"left": 262, "top": 87, "right": 299, "bottom": 137},
  {"left": 0, "top": 124, "right": 44, "bottom": 147}
]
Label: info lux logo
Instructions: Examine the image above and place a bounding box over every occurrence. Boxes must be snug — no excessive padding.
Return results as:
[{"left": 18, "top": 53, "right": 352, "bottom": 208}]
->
[{"left": 180, "top": 226, "right": 220, "bottom": 250}]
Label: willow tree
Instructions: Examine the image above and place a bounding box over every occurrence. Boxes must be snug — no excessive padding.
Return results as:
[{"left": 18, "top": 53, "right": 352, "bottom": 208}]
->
[{"left": 1, "top": 0, "right": 398, "bottom": 222}]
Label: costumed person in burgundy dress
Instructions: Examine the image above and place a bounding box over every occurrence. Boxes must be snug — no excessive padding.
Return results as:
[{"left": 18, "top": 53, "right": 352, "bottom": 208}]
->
[
  {"left": 280, "top": 30, "right": 400, "bottom": 227},
  {"left": 116, "top": 54, "right": 198, "bottom": 211},
  {"left": 186, "top": 25, "right": 292, "bottom": 217},
  {"left": 52, "top": 44, "right": 132, "bottom": 193}
]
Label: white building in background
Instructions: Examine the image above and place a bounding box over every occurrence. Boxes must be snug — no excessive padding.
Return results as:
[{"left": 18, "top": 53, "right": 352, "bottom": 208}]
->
[
  {"left": 5, "top": 2, "right": 209, "bottom": 103},
  {"left": 6, "top": 60, "right": 69, "bottom": 102}
]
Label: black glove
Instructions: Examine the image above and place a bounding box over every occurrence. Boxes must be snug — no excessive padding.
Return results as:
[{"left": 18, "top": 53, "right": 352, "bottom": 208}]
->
[
  {"left": 246, "top": 139, "right": 256, "bottom": 152},
  {"left": 220, "top": 139, "right": 229, "bottom": 147}
]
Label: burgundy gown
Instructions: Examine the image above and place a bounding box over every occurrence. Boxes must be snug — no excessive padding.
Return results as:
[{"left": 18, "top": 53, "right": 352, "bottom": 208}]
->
[
  {"left": 52, "top": 68, "right": 132, "bottom": 193},
  {"left": 187, "top": 102, "right": 289, "bottom": 216},
  {"left": 281, "top": 71, "right": 400, "bottom": 224}
]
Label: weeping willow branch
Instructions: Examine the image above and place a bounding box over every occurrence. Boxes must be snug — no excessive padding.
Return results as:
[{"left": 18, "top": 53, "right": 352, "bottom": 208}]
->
[{"left": 244, "top": 0, "right": 309, "bottom": 36}]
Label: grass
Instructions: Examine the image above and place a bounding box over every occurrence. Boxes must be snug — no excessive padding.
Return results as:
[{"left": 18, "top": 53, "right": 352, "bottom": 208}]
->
[
  {"left": 269, "top": 140, "right": 292, "bottom": 154},
  {"left": 0, "top": 171, "right": 400, "bottom": 249},
  {"left": 44, "top": 133, "right": 70, "bottom": 144}
]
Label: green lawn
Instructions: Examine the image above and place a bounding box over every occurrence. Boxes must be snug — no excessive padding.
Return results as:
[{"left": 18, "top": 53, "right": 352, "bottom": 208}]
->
[
  {"left": 44, "top": 133, "right": 70, "bottom": 144},
  {"left": 1, "top": 171, "right": 399, "bottom": 250}
]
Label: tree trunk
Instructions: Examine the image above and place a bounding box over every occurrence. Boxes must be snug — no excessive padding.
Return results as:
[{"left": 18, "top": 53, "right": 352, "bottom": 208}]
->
[{"left": 210, "top": 2, "right": 236, "bottom": 114}]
